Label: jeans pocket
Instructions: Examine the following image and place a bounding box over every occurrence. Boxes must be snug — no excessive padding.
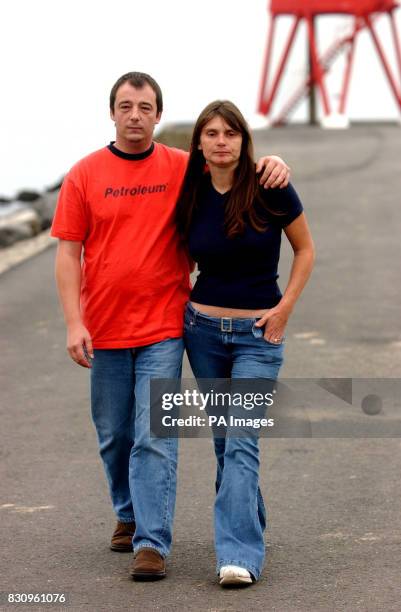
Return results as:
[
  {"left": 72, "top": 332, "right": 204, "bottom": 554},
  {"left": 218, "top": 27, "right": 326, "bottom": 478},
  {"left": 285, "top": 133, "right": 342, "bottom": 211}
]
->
[
  {"left": 263, "top": 336, "right": 286, "bottom": 346},
  {"left": 251, "top": 323, "right": 264, "bottom": 339},
  {"left": 252, "top": 323, "right": 285, "bottom": 346}
]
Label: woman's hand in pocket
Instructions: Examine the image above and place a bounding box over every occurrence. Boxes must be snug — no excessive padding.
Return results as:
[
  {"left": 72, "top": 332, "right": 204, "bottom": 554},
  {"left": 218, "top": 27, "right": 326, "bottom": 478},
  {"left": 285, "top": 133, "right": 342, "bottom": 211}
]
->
[{"left": 254, "top": 304, "right": 291, "bottom": 344}]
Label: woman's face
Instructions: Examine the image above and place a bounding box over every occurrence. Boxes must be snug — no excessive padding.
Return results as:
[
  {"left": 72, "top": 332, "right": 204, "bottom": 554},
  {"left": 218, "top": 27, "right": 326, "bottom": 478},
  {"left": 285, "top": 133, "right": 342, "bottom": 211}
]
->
[{"left": 198, "top": 115, "right": 242, "bottom": 170}]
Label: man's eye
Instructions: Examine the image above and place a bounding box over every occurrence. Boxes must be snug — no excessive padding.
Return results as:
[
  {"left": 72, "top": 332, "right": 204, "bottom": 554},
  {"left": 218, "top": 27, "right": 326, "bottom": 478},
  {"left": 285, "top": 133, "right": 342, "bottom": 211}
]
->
[{"left": 140, "top": 106, "right": 152, "bottom": 112}]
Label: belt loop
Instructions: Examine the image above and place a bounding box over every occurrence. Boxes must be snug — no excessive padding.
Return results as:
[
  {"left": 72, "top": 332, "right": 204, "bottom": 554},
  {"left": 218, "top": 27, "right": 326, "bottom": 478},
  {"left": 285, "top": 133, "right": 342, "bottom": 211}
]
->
[{"left": 221, "top": 317, "right": 232, "bottom": 332}]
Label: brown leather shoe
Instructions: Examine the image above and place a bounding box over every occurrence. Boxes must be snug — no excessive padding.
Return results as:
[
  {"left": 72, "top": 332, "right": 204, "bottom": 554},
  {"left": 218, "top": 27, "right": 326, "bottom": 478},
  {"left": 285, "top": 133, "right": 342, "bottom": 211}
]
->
[
  {"left": 129, "top": 548, "right": 166, "bottom": 580},
  {"left": 110, "top": 520, "right": 135, "bottom": 552}
]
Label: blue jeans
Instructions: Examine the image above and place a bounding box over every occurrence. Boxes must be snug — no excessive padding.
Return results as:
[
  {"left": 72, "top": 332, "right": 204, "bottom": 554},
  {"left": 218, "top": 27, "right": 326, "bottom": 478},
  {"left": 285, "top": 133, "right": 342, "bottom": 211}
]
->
[
  {"left": 90, "top": 337, "right": 184, "bottom": 557},
  {"left": 184, "top": 302, "right": 284, "bottom": 580}
]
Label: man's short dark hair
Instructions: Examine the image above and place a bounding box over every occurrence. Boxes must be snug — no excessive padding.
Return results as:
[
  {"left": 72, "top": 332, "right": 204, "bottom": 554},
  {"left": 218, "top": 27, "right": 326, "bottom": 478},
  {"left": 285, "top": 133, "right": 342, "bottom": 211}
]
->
[{"left": 110, "top": 72, "right": 163, "bottom": 114}]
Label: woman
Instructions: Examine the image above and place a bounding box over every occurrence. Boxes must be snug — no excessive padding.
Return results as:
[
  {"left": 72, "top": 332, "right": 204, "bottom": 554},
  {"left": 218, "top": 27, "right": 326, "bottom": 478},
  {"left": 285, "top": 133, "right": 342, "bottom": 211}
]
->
[{"left": 175, "top": 101, "right": 315, "bottom": 586}]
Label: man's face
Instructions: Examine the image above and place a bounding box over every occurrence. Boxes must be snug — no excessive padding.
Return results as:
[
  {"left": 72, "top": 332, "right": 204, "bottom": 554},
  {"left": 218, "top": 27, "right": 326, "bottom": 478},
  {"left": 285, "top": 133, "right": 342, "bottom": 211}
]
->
[
  {"left": 110, "top": 82, "right": 161, "bottom": 152},
  {"left": 198, "top": 116, "right": 242, "bottom": 170}
]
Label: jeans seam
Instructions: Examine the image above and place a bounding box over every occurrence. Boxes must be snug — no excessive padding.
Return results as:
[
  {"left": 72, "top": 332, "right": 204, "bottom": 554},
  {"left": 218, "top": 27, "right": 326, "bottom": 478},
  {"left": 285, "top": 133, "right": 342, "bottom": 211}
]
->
[
  {"left": 157, "top": 362, "right": 180, "bottom": 544},
  {"left": 158, "top": 436, "right": 172, "bottom": 541}
]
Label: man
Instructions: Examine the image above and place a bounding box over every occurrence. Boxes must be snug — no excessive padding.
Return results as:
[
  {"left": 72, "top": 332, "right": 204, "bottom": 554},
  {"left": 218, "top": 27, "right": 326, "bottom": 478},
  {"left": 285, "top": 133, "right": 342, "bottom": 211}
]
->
[{"left": 51, "top": 72, "right": 290, "bottom": 581}]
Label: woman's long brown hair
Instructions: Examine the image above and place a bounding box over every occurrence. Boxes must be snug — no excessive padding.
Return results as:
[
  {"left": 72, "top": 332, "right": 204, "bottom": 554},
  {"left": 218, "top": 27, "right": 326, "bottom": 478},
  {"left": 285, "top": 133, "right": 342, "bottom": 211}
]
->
[{"left": 175, "top": 100, "right": 281, "bottom": 240}]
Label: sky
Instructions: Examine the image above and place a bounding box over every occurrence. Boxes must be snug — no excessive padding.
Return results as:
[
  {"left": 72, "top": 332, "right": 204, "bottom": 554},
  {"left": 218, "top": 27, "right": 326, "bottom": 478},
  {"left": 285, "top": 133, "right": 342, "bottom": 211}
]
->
[{"left": 1, "top": 0, "right": 400, "bottom": 197}]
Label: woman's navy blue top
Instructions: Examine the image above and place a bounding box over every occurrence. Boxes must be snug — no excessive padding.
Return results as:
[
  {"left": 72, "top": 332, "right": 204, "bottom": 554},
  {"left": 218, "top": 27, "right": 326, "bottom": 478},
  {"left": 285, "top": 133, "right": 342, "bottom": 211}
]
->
[{"left": 188, "top": 177, "right": 304, "bottom": 309}]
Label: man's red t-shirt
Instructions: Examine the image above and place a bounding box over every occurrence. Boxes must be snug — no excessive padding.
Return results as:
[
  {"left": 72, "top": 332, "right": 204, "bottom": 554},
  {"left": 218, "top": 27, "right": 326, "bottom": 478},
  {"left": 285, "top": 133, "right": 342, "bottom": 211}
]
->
[{"left": 51, "top": 142, "right": 191, "bottom": 349}]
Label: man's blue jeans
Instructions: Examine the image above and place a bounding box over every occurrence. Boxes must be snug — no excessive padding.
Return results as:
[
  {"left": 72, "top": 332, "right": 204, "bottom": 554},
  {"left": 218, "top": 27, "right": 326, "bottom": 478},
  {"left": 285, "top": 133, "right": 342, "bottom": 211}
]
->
[
  {"left": 90, "top": 337, "right": 184, "bottom": 557},
  {"left": 184, "top": 303, "right": 284, "bottom": 580}
]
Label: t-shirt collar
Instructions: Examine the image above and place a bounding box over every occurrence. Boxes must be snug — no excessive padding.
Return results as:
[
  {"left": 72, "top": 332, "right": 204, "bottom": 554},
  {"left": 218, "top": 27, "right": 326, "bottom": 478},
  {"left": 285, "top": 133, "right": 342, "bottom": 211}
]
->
[
  {"left": 205, "top": 172, "right": 231, "bottom": 197},
  {"left": 107, "top": 141, "right": 155, "bottom": 161}
]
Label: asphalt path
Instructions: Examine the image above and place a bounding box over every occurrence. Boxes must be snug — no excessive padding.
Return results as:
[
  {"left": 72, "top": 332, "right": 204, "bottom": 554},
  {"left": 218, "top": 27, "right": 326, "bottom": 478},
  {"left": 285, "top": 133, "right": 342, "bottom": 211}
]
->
[{"left": 1, "top": 125, "right": 401, "bottom": 611}]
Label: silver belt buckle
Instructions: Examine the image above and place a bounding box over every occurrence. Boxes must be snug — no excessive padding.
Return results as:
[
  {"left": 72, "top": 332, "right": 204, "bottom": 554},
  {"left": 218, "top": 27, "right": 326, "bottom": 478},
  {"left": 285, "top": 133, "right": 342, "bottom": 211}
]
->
[{"left": 221, "top": 317, "right": 232, "bottom": 332}]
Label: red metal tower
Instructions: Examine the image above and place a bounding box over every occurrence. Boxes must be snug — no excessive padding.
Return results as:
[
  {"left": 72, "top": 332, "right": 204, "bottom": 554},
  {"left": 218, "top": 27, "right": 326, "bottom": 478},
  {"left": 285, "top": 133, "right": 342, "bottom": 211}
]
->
[{"left": 257, "top": 0, "right": 401, "bottom": 126}]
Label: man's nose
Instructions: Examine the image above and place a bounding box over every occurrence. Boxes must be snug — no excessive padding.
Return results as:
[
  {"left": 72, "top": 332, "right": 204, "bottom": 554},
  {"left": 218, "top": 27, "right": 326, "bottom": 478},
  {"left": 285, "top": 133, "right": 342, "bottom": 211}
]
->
[
  {"left": 129, "top": 107, "right": 140, "bottom": 121},
  {"left": 216, "top": 133, "right": 226, "bottom": 145}
]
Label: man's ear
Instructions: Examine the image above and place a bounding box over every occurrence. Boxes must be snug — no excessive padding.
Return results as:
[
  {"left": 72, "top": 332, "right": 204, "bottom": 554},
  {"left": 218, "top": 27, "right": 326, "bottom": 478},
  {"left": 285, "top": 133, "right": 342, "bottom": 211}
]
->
[{"left": 155, "top": 112, "right": 162, "bottom": 125}]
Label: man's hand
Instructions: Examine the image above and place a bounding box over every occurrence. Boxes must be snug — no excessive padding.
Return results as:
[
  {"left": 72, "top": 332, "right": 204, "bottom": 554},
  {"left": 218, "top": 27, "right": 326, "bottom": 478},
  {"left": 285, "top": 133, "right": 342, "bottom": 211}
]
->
[
  {"left": 67, "top": 322, "right": 94, "bottom": 368},
  {"left": 254, "top": 303, "right": 291, "bottom": 344},
  {"left": 256, "top": 155, "right": 290, "bottom": 189}
]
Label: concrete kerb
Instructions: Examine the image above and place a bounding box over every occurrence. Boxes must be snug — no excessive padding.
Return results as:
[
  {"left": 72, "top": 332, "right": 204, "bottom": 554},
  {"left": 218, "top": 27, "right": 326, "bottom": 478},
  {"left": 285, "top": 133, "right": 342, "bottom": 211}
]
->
[{"left": 0, "top": 230, "right": 56, "bottom": 276}]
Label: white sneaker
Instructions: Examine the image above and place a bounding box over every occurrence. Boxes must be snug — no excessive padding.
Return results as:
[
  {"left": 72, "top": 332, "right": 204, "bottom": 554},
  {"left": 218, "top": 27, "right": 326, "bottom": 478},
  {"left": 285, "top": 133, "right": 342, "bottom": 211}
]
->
[{"left": 219, "top": 565, "right": 253, "bottom": 586}]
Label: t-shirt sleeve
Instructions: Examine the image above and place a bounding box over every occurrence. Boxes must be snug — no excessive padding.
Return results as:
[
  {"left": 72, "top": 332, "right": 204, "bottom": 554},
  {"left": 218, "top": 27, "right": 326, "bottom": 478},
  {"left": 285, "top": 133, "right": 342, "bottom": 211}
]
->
[
  {"left": 262, "top": 182, "right": 304, "bottom": 228},
  {"left": 50, "top": 170, "right": 89, "bottom": 241},
  {"left": 172, "top": 147, "right": 189, "bottom": 171}
]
